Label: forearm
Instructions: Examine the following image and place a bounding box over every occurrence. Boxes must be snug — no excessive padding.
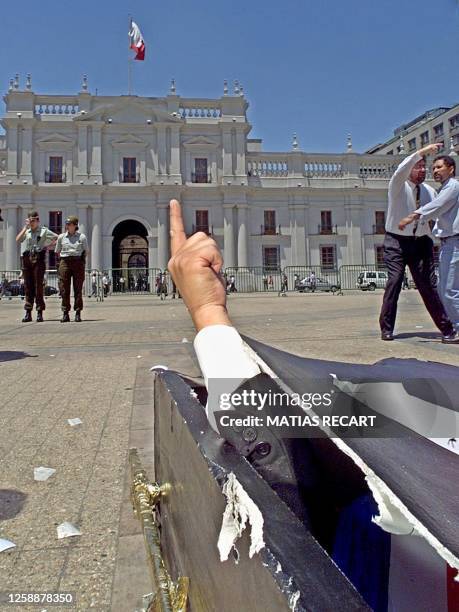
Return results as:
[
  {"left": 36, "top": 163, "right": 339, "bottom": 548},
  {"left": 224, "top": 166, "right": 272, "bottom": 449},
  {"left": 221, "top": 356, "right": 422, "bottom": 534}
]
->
[{"left": 15, "top": 227, "right": 27, "bottom": 243}]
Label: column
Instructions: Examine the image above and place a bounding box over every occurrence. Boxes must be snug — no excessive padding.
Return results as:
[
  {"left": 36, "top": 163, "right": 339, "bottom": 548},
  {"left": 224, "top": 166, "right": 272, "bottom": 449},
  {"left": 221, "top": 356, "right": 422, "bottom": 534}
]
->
[
  {"left": 235, "top": 130, "right": 246, "bottom": 177},
  {"left": 157, "top": 127, "right": 167, "bottom": 176},
  {"left": 157, "top": 205, "right": 169, "bottom": 269},
  {"left": 345, "top": 202, "right": 364, "bottom": 265},
  {"left": 7, "top": 125, "right": 18, "bottom": 177},
  {"left": 78, "top": 125, "right": 88, "bottom": 178},
  {"left": 169, "top": 126, "right": 181, "bottom": 179},
  {"left": 91, "top": 206, "right": 102, "bottom": 270},
  {"left": 5, "top": 207, "right": 18, "bottom": 270},
  {"left": 237, "top": 205, "right": 248, "bottom": 267},
  {"left": 289, "top": 205, "right": 306, "bottom": 266},
  {"left": 90, "top": 125, "right": 102, "bottom": 179},
  {"left": 102, "top": 235, "right": 113, "bottom": 272},
  {"left": 21, "top": 126, "right": 33, "bottom": 180},
  {"left": 147, "top": 236, "right": 156, "bottom": 273},
  {"left": 223, "top": 205, "right": 236, "bottom": 268},
  {"left": 222, "top": 129, "right": 233, "bottom": 177},
  {"left": 77, "top": 205, "right": 88, "bottom": 237}
]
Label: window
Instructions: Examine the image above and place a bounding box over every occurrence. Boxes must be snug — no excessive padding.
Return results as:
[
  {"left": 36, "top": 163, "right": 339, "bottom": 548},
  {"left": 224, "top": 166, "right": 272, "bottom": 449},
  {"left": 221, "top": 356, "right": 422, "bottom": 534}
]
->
[
  {"left": 375, "top": 246, "right": 385, "bottom": 269},
  {"left": 123, "top": 157, "right": 137, "bottom": 183},
  {"left": 320, "top": 245, "right": 336, "bottom": 271},
  {"left": 194, "top": 210, "right": 209, "bottom": 234},
  {"left": 192, "top": 158, "right": 209, "bottom": 183},
  {"left": 408, "top": 138, "right": 416, "bottom": 152},
  {"left": 46, "top": 156, "right": 64, "bottom": 183},
  {"left": 452, "top": 134, "right": 459, "bottom": 146},
  {"left": 449, "top": 114, "right": 459, "bottom": 129},
  {"left": 48, "top": 211, "right": 62, "bottom": 268},
  {"left": 263, "top": 246, "right": 280, "bottom": 270},
  {"left": 320, "top": 211, "right": 333, "bottom": 234},
  {"left": 374, "top": 211, "right": 386, "bottom": 234},
  {"left": 264, "top": 210, "right": 276, "bottom": 235},
  {"left": 433, "top": 123, "right": 444, "bottom": 137},
  {"left": 420, "top": 131, "right": 429, "bottom": 146}
]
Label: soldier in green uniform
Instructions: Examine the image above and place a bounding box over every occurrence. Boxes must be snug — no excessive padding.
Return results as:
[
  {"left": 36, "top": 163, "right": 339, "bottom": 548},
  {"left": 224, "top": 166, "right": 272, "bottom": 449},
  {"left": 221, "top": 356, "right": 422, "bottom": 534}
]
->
[
  {"left": 16, "top": 210, "right": 58, "bottom": 322},
  {"left": 55, "top": 215, "right": 89, "bottom": 322}
]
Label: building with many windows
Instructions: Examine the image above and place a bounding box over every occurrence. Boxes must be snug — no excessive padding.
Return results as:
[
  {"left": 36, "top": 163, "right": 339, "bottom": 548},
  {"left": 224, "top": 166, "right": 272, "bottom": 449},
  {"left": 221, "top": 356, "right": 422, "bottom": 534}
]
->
[
  {"left": 0, "top": 74, "right": 420, "bottom": 274},
  {"left": 368, "top": 104, "right": 459, "bottom": 157}
]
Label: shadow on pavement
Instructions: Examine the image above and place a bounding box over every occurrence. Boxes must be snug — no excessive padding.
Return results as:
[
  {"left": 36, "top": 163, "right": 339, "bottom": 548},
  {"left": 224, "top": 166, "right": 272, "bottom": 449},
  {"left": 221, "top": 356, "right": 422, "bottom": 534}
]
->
[
  {"left": 0, "top": 351, "right": 35, "bottom": 362},
  {"left": 395, "top": 331, "right": 440, "bottom": 340},
  {"left": 0, "top": 489, "right": 28, "bottom": 520}
]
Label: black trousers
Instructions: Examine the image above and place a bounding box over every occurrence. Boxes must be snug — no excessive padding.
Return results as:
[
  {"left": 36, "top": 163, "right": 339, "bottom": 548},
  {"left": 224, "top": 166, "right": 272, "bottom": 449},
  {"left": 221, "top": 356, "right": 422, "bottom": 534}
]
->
[
  {"left": 379, "top": 233, "right": 453, "bottom": 336},
  {"left": 21, "top": 251, "right": 46, "bottom": 312}
]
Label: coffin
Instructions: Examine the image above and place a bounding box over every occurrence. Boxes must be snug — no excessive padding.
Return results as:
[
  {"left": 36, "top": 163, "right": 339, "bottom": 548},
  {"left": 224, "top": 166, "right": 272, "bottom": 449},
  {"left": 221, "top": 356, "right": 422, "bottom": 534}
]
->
[{"left": 152, "top": 338, "right": 459, "bottom": 611}]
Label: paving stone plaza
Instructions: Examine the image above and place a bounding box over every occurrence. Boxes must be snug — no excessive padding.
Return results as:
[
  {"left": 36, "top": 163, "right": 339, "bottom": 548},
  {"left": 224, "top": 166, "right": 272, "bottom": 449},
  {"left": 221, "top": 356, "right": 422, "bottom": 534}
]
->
[{"left": 0, "top": 291, "right": 458, "bottom": 610}]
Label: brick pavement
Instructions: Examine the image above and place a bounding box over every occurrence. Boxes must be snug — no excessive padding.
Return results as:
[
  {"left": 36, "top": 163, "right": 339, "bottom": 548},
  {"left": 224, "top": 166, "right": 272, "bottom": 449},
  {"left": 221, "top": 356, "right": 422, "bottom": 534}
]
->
[{"left": 0, "top": 290, "right": 457, "bottom": 611}]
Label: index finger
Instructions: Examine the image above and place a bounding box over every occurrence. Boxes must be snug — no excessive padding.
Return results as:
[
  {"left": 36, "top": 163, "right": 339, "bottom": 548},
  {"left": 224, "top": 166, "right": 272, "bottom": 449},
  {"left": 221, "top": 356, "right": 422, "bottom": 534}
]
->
[{"left": 169, "top": 199, "right": 187, "bottom": 256}]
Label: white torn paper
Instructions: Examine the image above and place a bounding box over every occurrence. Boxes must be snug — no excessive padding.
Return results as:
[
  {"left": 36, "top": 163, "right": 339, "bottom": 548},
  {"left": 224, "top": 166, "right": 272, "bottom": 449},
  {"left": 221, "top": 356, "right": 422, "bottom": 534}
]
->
[
  {"left": 149, "top": 365, "right": 169, "bottom": 371},
  {"left": 181, "top": 337, "right": 189, "bottom": 343},
  {"left": 67, "top": 418, "right": 82, "bottom": 427},
  {"left": 218, "top": 472, "right": 265, "bottom": 562},
  {"left": 136, "top": 355, "right": 142, "bottom": 359},
  {"left": 0, "top": 539, "right": 16, "bottom": 552},
  {"left": 57, "top": 522, "right": 81, "bottom": 539},
  {"left": 415, "top": 325, "right": 424, "bottom": 329},
  {"left": 34, "top": 466, "right": 56, "bottom": 482}
]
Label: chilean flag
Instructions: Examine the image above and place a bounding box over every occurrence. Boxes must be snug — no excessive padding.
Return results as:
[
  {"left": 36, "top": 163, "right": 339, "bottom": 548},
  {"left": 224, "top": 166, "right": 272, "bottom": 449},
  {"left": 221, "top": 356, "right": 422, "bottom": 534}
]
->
[{"left": 129, "top": 21, "right": 145, "bottom": 61}]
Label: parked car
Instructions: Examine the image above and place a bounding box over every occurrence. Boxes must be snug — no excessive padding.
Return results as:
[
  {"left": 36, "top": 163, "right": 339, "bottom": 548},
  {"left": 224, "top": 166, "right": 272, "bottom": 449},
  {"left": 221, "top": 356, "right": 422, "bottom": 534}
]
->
[
  {"left": 356, "top": 270, "right": 388, "bottom": 291},
  {"left": 296, "top": 277, "right": 340, "bottom": 293},
  {"left": 6, "top": 279, "right": 59, "bottom": 297}
]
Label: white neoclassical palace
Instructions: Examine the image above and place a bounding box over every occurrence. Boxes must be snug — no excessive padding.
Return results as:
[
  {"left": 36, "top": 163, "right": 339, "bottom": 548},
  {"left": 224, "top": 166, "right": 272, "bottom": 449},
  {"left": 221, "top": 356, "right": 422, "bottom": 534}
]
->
[{"left": 0, "top": 74, "right": 411, "bottom": 273}]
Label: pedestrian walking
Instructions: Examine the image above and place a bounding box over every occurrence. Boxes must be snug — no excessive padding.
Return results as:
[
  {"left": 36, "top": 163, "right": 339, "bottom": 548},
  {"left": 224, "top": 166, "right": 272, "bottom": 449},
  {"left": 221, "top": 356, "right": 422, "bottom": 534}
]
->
[
  {"left": 55, "top": 215, "right": 88, "bottom": 322},
  {"left": 278, "top": 273, "right": 288, "bottom": 297},
  {"left": 15, "top": 210, "right": 58, "bottom": 322},
  {"left": 90, "top": 271, "right": 98, "bottom": 298}
]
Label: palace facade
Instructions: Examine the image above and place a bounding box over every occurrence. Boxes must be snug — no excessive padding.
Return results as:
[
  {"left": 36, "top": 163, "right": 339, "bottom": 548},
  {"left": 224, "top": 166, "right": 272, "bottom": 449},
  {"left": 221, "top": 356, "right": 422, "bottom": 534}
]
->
[{"left": 0, "top": 75, "right": 409, "bottom": 273}]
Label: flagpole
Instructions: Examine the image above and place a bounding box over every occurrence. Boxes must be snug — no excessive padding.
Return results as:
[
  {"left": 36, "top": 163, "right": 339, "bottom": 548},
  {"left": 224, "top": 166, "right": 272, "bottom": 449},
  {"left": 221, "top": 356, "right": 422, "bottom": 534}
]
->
[{"left": 128, "top": 15, "right": 132, "bottom": 95}]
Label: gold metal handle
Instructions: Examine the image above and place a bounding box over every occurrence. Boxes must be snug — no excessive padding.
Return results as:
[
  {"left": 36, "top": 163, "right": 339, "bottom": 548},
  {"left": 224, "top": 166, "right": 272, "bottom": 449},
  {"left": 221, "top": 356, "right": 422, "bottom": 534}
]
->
[{"left": 129, "top": 448, "right": 189, "bottom": 612}]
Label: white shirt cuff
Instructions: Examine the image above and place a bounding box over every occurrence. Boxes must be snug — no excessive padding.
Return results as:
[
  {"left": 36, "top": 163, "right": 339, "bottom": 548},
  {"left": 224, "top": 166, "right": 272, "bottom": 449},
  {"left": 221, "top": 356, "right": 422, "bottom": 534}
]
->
[{"left": 194, "top": 325, "right": 260, "bottom": 389}]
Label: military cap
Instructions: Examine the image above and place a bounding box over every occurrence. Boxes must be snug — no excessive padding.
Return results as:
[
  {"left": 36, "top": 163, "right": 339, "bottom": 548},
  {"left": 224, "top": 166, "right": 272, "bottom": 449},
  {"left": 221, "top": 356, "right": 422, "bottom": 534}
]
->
[{"left": 65, "top": 215, "right": 79, "bottom": 225}]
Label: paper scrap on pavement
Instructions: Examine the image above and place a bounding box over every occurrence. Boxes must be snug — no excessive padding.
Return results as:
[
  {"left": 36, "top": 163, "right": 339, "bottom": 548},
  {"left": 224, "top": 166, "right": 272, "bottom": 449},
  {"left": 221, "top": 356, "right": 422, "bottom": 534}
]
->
[
  {"left": 181, "top": 338, "right": 189, "bottom": 343},
  {"left": 34, "top": 466, "right": 56, "bottom": 481},
  {"left": 67, "top": 418, "right": 82, "bottom": 427},
  {"left": 150, "top": 365, "right": 169, "bottom": 371},
  {"left": 0, "top": 539, "right": 16, "bottom": 552},
  {"left": 57, "top": 522, "right": 81, "bottom": 539}
]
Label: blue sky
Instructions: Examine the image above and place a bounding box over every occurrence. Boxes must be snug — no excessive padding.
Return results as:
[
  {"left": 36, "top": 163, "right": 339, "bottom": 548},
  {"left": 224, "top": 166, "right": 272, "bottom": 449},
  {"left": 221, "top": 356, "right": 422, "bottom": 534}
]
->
[{"left": 2, "top": 0, "right": 459, "bottom": 152}]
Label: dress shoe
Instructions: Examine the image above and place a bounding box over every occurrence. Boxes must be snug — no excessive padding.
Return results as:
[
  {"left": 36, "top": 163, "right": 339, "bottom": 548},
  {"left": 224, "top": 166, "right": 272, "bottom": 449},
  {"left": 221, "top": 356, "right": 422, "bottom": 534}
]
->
[
  {"left": 381, "top": 331, "right": 394, "bottom": 341},
  {"left": 22, "top": 311, "right": 32, "bottom": 323},
  {"left": 60, "top": 312, "right": 70, "bottom": 323},
  {"left": 75, "top": 311, "right": 82, "bottom": 322},
  {"left": 441, "top": 332, "right": 459, "bottom": 344},
  {"left": 36, "top": 311, "right": 43, "bottom": 322}
]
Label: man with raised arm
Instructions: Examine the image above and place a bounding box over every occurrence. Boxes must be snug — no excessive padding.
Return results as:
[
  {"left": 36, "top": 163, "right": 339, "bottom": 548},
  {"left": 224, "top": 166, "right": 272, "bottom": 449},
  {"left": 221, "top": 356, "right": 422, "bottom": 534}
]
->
[
  {"left": 399, "top": 151, "right": 459, "bottom": 337},
  {"left": 379, "top": 143, "right": 457, "bottom": 343},
  {"left": 168, "top": 199, "right": 260, "bottom": 414}
]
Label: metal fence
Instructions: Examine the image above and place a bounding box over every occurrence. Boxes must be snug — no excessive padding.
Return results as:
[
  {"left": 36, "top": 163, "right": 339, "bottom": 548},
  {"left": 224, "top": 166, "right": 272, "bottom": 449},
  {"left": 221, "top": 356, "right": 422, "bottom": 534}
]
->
[
  {"left": 224, "top": 267, "right": 283, "bottom": 293},
  {"left": 1, "top": 265, "right": 430, "bottom": 298}
]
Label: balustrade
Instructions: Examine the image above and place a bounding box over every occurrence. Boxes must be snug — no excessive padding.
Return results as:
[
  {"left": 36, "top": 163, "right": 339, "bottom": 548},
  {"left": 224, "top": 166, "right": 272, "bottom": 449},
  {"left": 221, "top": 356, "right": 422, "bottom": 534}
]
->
[
  {"left": 247, "top": 160, "right": 288, "bottom": 177},
  {"left": 34, "top": 99, "right": 79, "bottom": 116},
  {"left": 179, "top": 107, "right": 221, "bottom": 118}
]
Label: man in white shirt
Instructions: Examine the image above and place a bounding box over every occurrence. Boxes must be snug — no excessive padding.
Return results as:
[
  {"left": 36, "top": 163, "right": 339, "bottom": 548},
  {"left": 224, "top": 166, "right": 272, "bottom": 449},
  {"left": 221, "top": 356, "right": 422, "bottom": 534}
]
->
[
  {"left": 379, "top": 144, "right": 456, "bottom": 343},
  {"left": 399, "top": 151, "right": 459, "bottom": 337}
]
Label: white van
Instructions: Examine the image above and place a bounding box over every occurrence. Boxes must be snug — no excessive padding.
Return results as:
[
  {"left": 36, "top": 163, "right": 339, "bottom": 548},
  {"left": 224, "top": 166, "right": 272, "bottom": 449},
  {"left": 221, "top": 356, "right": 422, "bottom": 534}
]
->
[{"left": 356, "top": 270, "right": 388, "bottom": 291}]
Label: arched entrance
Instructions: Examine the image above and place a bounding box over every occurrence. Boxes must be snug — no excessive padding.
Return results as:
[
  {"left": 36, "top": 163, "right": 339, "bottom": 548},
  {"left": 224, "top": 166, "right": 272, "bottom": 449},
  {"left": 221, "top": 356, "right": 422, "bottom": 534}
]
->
[{"left": 112, "top": 220, "right": 148, "bottom": 269}]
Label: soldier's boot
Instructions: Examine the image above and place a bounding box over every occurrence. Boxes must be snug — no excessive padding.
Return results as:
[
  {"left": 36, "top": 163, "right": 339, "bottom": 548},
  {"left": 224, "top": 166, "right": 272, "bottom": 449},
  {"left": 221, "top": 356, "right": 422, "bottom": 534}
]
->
[
  {"left": 22, "top": 311, "right": 32, "bottom": 323},
  {"left": 75, "top": 311, "right": 82, "bottom": 322},
  {"left": 61, "top": 312, "right": 70, "bottom": 323},
  {"left": 36, "top": 311, "right": 44, "bottom": 322}
]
